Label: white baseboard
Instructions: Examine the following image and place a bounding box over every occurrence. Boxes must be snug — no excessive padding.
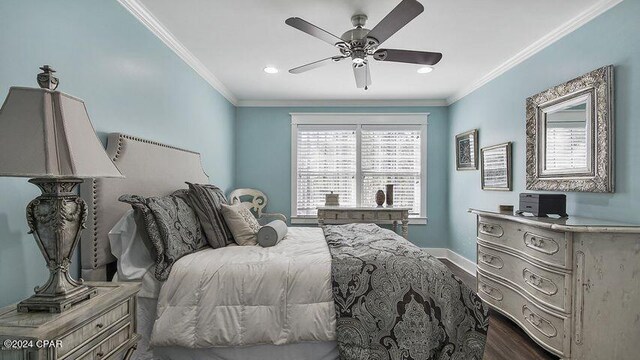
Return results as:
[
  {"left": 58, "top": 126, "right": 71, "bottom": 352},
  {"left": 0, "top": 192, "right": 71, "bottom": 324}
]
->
[{"left": 423, "top": 248, "right": 476, "bottom": 277}]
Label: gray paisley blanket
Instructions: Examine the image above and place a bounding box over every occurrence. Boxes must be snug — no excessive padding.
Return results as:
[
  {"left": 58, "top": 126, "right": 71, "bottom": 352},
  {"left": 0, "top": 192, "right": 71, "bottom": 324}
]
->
[{"left": 323, "top": 224, "right": 489, "bottom": 360}]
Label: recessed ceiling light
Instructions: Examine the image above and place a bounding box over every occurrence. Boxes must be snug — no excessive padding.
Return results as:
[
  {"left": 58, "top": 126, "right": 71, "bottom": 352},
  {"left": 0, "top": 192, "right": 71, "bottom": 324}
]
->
[
  {"left": 417, "top": 66, "right": 433, "bottom": 74},
  {"left": 263, "top": 66, "right": 279, "bottom": 74}
]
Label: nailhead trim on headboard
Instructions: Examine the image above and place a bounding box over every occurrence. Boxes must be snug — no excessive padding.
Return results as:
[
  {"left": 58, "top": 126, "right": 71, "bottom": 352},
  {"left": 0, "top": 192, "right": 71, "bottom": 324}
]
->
[
  {"left": 92, "top": 179, "right": 98, "bottom": 268},
  {"left": 111, "top": 134, "right": 200, "bottom": 162},
  {"left": 87, "top": 133, "right": 208, "bottom": 270}
]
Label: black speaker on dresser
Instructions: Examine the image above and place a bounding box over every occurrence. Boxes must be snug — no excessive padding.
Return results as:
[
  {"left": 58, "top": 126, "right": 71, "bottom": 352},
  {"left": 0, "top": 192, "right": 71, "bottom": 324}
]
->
[{"left": 516, "top": 193, "right": 567, "bottom": 217}]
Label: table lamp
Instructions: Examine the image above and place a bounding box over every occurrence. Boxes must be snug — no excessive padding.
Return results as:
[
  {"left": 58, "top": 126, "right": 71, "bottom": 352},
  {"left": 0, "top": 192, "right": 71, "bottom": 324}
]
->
[{"left": 0, "top": 66, "right": 123, "bottom": 312}]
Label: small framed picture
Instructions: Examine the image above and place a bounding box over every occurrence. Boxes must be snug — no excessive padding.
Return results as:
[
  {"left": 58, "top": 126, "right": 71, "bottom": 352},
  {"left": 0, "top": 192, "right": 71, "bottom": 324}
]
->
[
  {"left": 481, "top": 142, "right": 512, "bottom": 191},
  {"left": 455, "top": 129, "right": 478, "bottom": 170}
]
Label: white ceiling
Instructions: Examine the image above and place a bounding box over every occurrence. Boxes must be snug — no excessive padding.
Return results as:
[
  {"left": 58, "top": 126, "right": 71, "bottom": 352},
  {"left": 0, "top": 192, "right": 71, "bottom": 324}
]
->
[{"left": 134, "top": 0, "right": 610, "bottom": 104}]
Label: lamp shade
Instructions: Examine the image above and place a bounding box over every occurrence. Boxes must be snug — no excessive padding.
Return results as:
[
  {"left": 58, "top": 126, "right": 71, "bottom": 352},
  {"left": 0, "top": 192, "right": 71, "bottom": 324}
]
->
[{"left": 0, "top": 87, "right": 123, "bottom": 178}]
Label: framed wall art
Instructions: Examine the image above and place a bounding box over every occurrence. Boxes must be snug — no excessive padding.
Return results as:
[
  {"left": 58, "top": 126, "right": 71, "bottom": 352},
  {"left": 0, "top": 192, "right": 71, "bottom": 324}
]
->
[
  {"left": 481, "top": 142, "right": 512, "bottom": 191},
  {"left": 455, "top": 129, "right": 478, "bottom": 170}
]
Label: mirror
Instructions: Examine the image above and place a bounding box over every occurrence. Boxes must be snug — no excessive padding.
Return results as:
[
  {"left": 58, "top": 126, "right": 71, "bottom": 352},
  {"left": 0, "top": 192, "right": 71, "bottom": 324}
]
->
[
  {"left": 540, "top": 93, "right": 592, "bottom": 176},
  {"left": 526, "top": 65, "right": 614, "bottom": 193}
]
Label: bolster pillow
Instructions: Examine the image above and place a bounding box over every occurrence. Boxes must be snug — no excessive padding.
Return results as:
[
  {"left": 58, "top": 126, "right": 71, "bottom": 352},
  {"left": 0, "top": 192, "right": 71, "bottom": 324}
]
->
[{"left": 257, "top": 220, "right": 288, "bottom": 247}]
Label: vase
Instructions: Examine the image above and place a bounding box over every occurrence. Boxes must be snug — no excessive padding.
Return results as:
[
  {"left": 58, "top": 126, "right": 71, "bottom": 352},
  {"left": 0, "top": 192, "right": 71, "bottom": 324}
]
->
[
  {"left": 385, "top": 184, "right": 394, "bottom": 207},
  {"left": 375, "top": 190, "right": 385, "bottom": 207}
]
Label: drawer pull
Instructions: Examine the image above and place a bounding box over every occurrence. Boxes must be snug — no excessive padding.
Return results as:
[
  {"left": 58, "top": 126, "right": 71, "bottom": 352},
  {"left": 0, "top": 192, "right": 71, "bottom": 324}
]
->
[
  {"left": 522, "top": 305, "right": 557, "bottom": 338},
  {"left": 523, "top": 232, "right": 559, "bottom": 255},
  {"left": 479, "top": 252, "right": 504, "bottom": 269},
  {"left": 96, "top": 323, "right": 104, "bottom": 329},
  {"left": 478, "top": 222, "right": 504, "bottom": 237},
  {"left": 523, "top": 268, "right": 558, "bottom": 296},
  {"left": 479, "top": 283, "right": 503, "bottom": 301},
  {"left": 529, "top": 274, "right": 542, "bottom": 286},
  {"left": 97, "top": 351, "right": 105, "bottom": 357}
]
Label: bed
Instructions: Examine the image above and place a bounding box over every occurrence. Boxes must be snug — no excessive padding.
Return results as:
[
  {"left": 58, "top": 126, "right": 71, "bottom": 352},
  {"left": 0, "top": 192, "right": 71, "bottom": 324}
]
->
[
  {"left": 79, "top": 133, "right": 489, "bottom": 360},
  {"left": 79, "top": 133, "right": 338, "bottom": 360}
]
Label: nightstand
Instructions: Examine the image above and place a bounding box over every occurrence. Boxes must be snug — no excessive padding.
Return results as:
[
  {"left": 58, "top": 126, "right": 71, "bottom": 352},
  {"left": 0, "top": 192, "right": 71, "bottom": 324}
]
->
[{"left": 0, "top": 282, "right": 140, "bottom": 360}]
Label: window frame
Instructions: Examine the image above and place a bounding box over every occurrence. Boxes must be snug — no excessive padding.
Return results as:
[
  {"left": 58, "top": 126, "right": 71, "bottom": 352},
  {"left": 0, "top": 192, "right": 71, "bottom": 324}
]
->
[{"left": 290, "top": 113, "right": 428, "bottom": 225}]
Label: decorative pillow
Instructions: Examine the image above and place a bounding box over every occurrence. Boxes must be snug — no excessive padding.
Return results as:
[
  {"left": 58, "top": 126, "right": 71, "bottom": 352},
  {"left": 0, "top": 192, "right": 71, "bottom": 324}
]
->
[
  {"left": 185, "top": 182, "right": 234, "bottom": 248},
  {"left": 257, "top": 220, "right": 288, "bottom": 247},
  {"left": 119, "top": 190, "right": 207, "bottom": 281},
  {"left": 220, "top": 203, "right": 261, "bottom": 246}
]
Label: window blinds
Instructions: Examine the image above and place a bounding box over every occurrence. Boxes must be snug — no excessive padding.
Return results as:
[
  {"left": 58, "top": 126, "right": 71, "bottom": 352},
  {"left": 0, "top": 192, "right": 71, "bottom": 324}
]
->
[
  {"left": 296, "top": 126, "right": 357, "bottom": 216},
  {"left": 545, "top": 122, "right": 588, "bottom": 170},
  {"left": 361, "top": 127, "right": 422, "bottom": 215}
]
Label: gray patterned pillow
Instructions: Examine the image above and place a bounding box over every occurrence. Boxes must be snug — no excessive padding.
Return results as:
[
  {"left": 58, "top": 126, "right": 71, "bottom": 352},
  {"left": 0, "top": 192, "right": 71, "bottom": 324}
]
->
[
  {"left": 119, "top": 190, "right": 207, "bottom": 281},
  {"left": 185, "top": 182, "right": 234, "bottom": 248}
]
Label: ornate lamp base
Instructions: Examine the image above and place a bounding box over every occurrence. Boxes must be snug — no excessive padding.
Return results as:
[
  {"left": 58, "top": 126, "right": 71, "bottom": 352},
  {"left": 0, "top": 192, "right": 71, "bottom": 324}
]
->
[
  {"left": 18, "top": 285, "right": 97, "bottom": 313},
  {"left": 17, "top": 178, "right": 96, "bottom": 313}
]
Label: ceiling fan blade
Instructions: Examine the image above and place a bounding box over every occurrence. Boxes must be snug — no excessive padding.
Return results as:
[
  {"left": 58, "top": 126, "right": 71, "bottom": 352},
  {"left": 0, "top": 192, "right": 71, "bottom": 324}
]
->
[
  {"left": 285, "top": 17, "right": 344, "bottom": 46},
  {"left": 367, "top": 0, "right": 424, "bottom": 45},
  {"left": 373, "top": 49, "right": 442, "bottom": 65},
  {"left": 289, "top": 56, "right": 346, "bottom": 74},
  {"left": 353, "top": 62, "right": 371, "bottom": 89}
]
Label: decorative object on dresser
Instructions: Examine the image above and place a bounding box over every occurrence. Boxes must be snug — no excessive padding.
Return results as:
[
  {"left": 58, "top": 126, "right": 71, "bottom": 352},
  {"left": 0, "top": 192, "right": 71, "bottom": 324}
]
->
[
  {"left": 516, "top": 193, "right": 567, "bottom": 217},
  {"left": 470, "top": 209, "right": 640, "bottom": 360},
  {"left": 0, "top": 282, "right": 140, "bottom": 360},
  {"left": 385, "top": 184, "right": 394, "bottom": 206},
  {"left": 498, "top": 205, "right": 514, "bottom": 215},
  {"left": 481, "top": 142, "right": 512, "bottom": 191},
  {"left": 375, "top": 189, "right": 385, "bottom": 207},
  {"left": 526, "top": 65, "right": 614, "bottom": 193},
  {"left": 324, "top": 191, "right": 340, "bottom": 206},
  {"left": 317, "top": 206, "right": 410, "bottom": 238},
  {"left": 455, "top": 129, "right": 479, "bottom": 170},
  {"left": 229, "top": 188, "right": 287, "bottom": 225},
  {"left": 0, "top": 66, "right": 123, "bottom": 313}
]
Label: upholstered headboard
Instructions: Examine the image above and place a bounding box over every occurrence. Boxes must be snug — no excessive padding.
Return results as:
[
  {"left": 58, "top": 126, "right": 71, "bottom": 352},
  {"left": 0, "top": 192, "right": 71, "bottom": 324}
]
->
[{"left": 80, "top": 133, "right": 209, "bottom": 281}]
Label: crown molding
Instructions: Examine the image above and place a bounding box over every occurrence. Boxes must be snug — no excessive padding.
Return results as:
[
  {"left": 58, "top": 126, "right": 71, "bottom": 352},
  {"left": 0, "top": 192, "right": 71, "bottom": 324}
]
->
[
  {"left": 119, "top": 0, "right": 620, "bottom": 108},
  {"left": 446, "top": 0, "right": 623, "bottom": 105},
  {"left": 117, "top": 0, "right": 238, "bottom": 105},
  {"left": 237, "top": 99, "right": 448, "bottom": 107}
]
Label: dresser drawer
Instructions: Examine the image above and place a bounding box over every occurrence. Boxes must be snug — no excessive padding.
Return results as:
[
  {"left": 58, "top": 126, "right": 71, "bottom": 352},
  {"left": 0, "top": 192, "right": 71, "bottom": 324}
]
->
[
  {"left": 77, "top": 322, "right": 132, "bottom": 360},
  {"left": 477, "top": 272, "right": 570, "bottom": 357},
  {"left": 348, "top": 211, "right": 375, "bottom": 221},
  {"left": 477, "top": 244, "right": 570, "bottom": 312},
  {"left": 373, "top": 211, "right": 404, "bottom": 221},
  {"left": 58, "top": 300, "right": 130, "bottom": 358},
  {"left": 320, "top": 210, "right": 349, "bottom": 220},
  {"left": 477, "top": 216, "right": 569, "bottom": 269}
]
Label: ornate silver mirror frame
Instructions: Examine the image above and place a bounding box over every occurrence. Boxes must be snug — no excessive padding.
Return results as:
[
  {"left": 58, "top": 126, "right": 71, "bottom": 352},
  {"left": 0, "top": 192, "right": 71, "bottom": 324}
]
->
[{"left": 526, "top": 65, "right": 614, "bottom": 192}]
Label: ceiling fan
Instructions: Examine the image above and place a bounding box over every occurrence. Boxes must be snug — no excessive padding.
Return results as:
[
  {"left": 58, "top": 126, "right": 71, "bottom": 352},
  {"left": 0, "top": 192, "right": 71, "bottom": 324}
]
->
[{"left": 285, "top": 0, "right": 442, "bottom": 90}]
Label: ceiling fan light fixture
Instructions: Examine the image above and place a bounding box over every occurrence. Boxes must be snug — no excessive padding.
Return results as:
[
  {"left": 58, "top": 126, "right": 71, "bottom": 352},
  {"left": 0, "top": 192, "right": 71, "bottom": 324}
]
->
[
  {"left": 352, "top": 57, "right": 365, "bottom": 64},
  {"left": 417, "top": 66, "right": 433, "bottom": 74},
  {"left": 263, "top": 66, "right": 279, "bottom": 74}
]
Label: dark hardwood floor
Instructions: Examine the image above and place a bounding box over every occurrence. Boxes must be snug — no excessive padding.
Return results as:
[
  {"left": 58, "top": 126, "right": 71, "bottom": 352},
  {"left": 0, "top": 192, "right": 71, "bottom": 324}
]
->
[{"left": 439, "top": 259, "right": 558, "bottom": 360}]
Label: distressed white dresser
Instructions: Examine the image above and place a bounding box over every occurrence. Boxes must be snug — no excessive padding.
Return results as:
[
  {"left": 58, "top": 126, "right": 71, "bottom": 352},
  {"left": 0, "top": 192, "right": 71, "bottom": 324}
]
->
[
  {"left": 0, "top": 282, "right": 139, "bottom": 360},
  {"left": 470, "top": 209, "right": 640, "bottom": 360}
]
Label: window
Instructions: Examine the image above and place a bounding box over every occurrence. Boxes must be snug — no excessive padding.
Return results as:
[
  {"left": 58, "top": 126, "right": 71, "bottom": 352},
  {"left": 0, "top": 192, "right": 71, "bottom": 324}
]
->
[{"left": 291, "top": 114, "right": 427, "bottom": 223}]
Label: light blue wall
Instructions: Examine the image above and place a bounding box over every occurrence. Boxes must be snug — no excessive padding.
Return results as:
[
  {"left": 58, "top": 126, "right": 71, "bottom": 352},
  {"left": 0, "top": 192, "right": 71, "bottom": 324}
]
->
[
  {"left": 448, "top": 0, "right": 639, "bottom": 260},
  {"left": 235, "top": 106, "right": 450, "bottom": 248},
  {"left": 0, "top": 0, "right": 235, "bottom": 307}
]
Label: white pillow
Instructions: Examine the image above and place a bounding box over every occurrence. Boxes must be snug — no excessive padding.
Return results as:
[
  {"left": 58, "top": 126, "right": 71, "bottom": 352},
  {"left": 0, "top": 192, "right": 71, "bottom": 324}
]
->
[
  {"left": 220, "top": 203, "right": 261, "bottom": 246},
  {"left": 108, "top": 210, "right": 154, "bottom": 281}
]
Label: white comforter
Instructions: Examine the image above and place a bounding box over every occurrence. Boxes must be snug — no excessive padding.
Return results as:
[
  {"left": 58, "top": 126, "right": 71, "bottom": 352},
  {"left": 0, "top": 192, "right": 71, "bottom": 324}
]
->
[{"left": 149, "top": 227, "right": 336, "bottom": 348}]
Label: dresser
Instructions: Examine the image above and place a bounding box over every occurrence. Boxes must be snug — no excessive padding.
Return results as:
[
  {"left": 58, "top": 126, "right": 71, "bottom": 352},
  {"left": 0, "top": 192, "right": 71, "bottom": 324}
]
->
[
  {"left": 470, "top": 209, "right": 640, "bottom": 360},
  {"left": 0, "top": 282, "right": 140, "bottom": 360},
  {"left": 317, "top": 206, "right": 410, "bottom": 238}
]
